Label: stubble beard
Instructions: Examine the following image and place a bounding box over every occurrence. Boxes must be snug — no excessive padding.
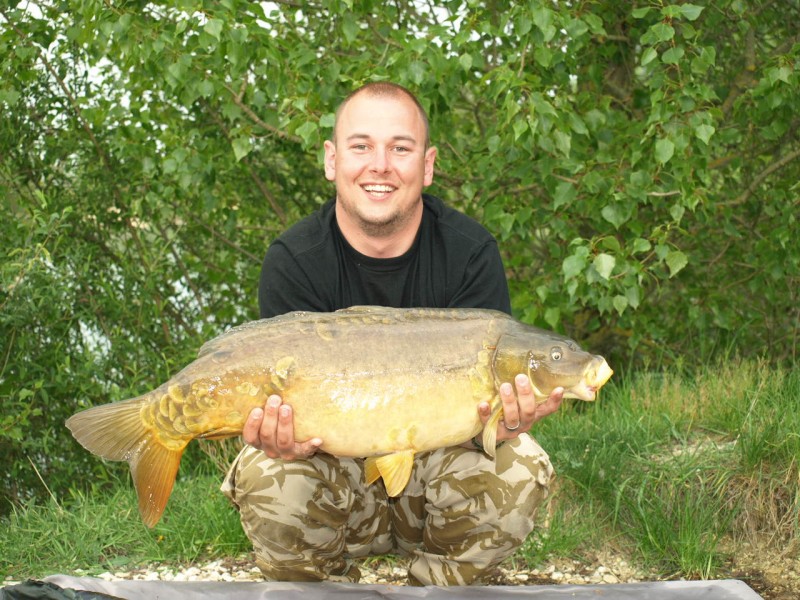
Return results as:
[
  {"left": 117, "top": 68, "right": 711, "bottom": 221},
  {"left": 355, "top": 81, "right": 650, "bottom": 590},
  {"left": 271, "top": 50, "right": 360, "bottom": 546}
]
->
[{"left": 339, "top": 196, "right": 417, "bottom": 239}]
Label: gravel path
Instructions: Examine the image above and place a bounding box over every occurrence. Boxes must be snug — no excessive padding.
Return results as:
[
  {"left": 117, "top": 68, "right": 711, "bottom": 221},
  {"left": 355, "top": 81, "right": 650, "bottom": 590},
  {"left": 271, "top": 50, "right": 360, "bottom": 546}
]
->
[{"left": 41, "top": 552, "right": 652, "bottom": 586}]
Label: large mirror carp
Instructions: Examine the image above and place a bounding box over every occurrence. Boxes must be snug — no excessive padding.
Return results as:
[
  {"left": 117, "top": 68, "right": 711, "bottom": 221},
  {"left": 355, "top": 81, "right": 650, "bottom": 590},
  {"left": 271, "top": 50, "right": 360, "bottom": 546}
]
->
[{"left": 66, "top": 306, "right": 613, "bottom": 527}]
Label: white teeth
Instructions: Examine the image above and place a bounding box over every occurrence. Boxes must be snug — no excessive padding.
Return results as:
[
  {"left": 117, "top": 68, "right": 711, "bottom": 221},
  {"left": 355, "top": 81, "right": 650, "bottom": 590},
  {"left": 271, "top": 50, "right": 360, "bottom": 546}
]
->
[{"left": 363, "top": 185, "right": 394, "bottom": 193}]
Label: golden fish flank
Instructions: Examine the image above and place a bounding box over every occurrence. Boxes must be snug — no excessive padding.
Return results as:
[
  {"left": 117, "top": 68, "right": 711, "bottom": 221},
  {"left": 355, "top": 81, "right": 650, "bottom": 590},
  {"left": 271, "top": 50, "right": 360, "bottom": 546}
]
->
[{"left": 66, "top": 306, "right": 613, "bottom": 527}]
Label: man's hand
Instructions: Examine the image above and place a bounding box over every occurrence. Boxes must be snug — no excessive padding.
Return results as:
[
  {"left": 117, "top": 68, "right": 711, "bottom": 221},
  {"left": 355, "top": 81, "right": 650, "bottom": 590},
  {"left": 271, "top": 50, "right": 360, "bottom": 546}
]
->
[
  {"left": 475, "top": 374, "right": 564, "bottom": 444},
  {"left": 243, "top": 395, "right": 323, "bottom": 460}
]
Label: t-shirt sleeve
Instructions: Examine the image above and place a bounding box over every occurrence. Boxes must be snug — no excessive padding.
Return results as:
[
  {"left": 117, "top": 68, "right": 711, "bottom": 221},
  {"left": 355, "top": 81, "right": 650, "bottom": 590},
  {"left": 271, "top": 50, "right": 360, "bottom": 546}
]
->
[
  {"left": 447, "top": 239, "right": 512, "bottom": 314},
  {"left": 258, "top": 242, "right": 330, "bottom": 318}
]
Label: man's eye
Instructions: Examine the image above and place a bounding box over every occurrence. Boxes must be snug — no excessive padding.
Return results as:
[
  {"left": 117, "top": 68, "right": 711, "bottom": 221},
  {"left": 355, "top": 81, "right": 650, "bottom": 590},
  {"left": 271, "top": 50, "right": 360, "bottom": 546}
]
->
[{"left": 394, "top": 146, "right": 410, "bottom": 153}]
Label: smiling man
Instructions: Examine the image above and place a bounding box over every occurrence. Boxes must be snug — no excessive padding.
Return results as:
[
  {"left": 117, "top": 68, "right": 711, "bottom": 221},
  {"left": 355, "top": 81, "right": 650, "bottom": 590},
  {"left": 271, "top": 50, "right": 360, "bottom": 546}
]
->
[
  {"left": 325, "top": 87, "right": 436, "bottom": 256},
  {"left": 221, "top": 82, "right": 563, "bottom": 586}
]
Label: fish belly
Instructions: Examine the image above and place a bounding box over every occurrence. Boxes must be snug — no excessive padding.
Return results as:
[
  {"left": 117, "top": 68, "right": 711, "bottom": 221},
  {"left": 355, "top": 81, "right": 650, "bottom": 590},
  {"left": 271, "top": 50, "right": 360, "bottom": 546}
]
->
[{"left": 286, "top": 373, "right": 484, "bottom": 456}]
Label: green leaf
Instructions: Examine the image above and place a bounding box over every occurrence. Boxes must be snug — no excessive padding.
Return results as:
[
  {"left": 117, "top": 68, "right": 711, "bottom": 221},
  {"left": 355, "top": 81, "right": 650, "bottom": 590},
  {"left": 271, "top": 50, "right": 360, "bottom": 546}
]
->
[
  {"left": 196, "top": 80, "right": 215, "bottom": 98},
  {"left": 600, "top": 236, "right": 621, "bottom": 253},
  {"left": 632, "top": 7, "right": 651, "bottom": 18},
  {"left": 296, "top": 121, "right": 318, "bottom": 146},
  {"left": 532, "top": 6, "right": 557, "bottom": 42},
  {"left": 408, "top": 61, "right": 425, "bottom": 84},
  {"left": 563, "top": 252, "right": 587, "bottom": 280},
  {"left": 647, "top": 23, "right": 675, "bottom": 44},
  {"left": 583, "top": 13, "right": 606, "bottom": 34},
  {"left": 679, "top": 4, "right": 705, "bottom": 20},
  {"left": 459, "top": 53, "right": 473, "bottom": 72},
  {"left": 655, "top": 138, "right": 675, "bottom": 164},
  {"left": 342, "top": 14, "right": 359, "bottom": 43},
  {"left": 568, "top": 113, "right": 588, "bottom": 135},
  {"left": 666, "top": 250, "right": 688, "bottom": 277},
  {"left": 612, "top": 295, "right": 628, "bottom": 315},
  {"left": 204, "top": 18, "right": 223, "bottom": 40},
  {"left": 513, "top": 119, "right": 528, "bottom": 140},
  {"left": 515, "top": 14, "right": 532, "bottom": 36},
  {"left": 641, "top": 47, "right": 658, "bottom": 66},
  {"left": 694, "top": 124, "right": 715, "bottom": 144},
  {"left": 544, "top": 306, "right": 561, "bottom": 329},
  {"left": 632, "top": 238, "right": 651, "bottom": 256},
  {"left": 593, "top": 253, "right": 616, "bottom": 280},
  {"left": 232, "top": 137, "right": 252, "bottom": 162},
  {"left": 601, "top": 204, "right": 627, "bottom": 229},
  {"left": 553, "top": 130, "right": 571, "bottom": 156},
  {"left": 662, "top": 47, "right": 685, "bottom": 64},
  {"left": 534, "top": 46, "right": 553, "bottom": 68},
  {"left": 625, "top": 285, "right": 641, "bottom": 309},
  {"left": 553, "top": 182, "right": 577, "bottom": 210}
]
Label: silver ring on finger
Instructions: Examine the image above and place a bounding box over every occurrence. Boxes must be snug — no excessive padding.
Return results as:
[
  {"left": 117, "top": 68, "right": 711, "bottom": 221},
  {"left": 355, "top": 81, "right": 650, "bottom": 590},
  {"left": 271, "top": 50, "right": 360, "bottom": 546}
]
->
[{"left": 503, "top": 420, "right": 521, "bottom": 431}]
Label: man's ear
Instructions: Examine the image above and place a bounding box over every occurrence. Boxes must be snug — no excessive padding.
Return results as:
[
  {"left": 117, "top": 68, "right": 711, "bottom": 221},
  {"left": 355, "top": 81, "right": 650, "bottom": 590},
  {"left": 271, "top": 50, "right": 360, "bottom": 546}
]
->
[
  {"left": 423, "top": 146, "right": 437, "bottom": 187},
  {"left": 324, "top": 140, "right": 336, "bottom": 182}
]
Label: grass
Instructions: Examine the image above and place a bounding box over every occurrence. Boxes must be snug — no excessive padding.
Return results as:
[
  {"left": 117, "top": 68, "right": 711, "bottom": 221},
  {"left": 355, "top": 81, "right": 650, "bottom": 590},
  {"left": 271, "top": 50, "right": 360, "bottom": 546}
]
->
[
  {"left": 1, "top": 474, "right": 249, "bottom": 579},
  {"left": 2, "top": 359, "right": 798, "bottom": 582},
  {"left": 508, "top": 359, "right": 799, "bottom": 578}
]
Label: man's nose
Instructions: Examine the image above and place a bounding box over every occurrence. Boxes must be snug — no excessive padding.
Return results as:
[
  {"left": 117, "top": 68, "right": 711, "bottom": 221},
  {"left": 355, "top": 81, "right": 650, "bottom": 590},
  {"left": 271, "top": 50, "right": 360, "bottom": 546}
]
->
[{"left": 369, "top": 148, "right": 390, "bottom": 173}]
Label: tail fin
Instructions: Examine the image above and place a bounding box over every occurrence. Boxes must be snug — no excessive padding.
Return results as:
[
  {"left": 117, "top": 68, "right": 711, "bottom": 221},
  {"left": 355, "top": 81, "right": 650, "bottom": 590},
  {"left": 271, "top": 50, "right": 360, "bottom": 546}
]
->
[{"left": 66, "top": 397, "right": 184, "bottom": 528}]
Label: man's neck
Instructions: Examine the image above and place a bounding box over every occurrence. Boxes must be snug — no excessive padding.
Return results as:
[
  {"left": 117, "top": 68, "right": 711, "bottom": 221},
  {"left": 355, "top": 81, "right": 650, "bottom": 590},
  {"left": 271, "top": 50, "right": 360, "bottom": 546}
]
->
[{"left": 335, "top": 202, "right": 423, "bottom": 259}]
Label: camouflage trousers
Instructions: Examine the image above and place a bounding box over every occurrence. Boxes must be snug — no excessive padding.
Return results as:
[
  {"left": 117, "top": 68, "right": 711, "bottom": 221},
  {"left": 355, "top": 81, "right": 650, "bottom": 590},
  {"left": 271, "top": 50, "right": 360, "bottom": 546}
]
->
[{"left": 220, "top": 434, "right": 554, "bottom": 586}]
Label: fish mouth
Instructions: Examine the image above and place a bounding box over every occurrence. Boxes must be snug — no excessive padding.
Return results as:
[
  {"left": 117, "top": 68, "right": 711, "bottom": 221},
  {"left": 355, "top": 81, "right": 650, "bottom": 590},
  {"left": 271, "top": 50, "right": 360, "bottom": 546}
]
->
[{"left": 569, "top": 358, "right": 614, "bottom": 401}]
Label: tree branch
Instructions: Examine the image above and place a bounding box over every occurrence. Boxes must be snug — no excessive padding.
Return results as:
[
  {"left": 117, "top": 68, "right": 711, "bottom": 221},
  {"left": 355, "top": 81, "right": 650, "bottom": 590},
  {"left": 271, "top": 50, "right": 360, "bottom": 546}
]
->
[
  {"left": 221, "top": 82, "right": 303, "bottom": 144},
  {"left": 726, "top": 146, "right": 800, "bottom": 206},
  {"left": 205, "top": 103, "right": 288, "bottom": 224}
]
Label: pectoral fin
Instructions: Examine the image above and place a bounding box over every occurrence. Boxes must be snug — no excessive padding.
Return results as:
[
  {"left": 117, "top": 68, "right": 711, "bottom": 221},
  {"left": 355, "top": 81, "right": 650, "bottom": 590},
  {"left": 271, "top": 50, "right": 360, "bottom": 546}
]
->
[
  {"left": 481, "top": 401, "right": 504, "bottom": 457},
  {"left": 197, "top": 427, "right": 241, "bottom": 440},
  {"left": 364, "top": 450, "right": 415, "bottom": 496}
]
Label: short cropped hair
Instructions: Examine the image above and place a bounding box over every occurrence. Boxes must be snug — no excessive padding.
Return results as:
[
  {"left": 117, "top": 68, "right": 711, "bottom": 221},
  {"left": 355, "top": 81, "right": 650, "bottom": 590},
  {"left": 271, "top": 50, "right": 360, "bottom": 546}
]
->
[{"left": 332, "top": 82, "right": 430, "bottom": 148}]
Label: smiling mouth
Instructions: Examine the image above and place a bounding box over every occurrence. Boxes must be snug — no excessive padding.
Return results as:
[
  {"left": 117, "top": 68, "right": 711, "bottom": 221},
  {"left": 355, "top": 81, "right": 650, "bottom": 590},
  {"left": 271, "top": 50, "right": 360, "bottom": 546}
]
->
[{"left": 362, "top": 184, "right": 396, "bottom": 198}]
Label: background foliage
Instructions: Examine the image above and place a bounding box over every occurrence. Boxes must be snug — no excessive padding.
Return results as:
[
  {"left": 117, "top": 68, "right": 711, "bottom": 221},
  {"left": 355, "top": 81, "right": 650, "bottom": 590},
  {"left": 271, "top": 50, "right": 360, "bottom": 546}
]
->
[{"left": 1, "top": 1, "right": 798, "bottom": 510}]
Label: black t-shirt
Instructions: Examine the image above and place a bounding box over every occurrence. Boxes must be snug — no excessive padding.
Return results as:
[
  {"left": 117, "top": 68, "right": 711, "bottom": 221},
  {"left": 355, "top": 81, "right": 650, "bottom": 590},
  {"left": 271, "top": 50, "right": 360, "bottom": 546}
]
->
[{"left": 258, "top": 194, "right": 511, "bottom": 318}]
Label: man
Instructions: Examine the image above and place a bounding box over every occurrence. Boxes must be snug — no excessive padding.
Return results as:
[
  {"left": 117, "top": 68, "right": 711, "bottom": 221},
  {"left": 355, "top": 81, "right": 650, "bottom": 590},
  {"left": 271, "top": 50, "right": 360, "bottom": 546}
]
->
[{"left": 221, "top": 82, "right": 563, "bottom": 586}]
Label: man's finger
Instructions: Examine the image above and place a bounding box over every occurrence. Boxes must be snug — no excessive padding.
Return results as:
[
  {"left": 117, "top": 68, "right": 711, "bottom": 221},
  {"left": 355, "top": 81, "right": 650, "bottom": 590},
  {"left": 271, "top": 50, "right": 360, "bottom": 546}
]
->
[
  {"left": 476, "top": 401, "right": 492, "bottom": 424},
  {"left": 499, "top": 382, "right": 520, "bottom": 427},
  {"left": 299, "top": 438, "right": 323, "bottom": 458},
  {"left": 242, "top": 407, "right": 264, "bottom": 446},
  {"left": 275, "top": 404, "right": 295, "bottom": 449},
  {"left": 514, "top": 374, "right": 537, "bottom": 422},
  {"left": 534, "top": 387, "right": 564, "bottom": 421}
]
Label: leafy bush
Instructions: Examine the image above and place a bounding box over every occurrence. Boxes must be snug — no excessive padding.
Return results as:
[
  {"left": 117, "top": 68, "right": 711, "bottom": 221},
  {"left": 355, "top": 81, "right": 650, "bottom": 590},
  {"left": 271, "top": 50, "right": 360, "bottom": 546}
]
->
[{"left": 1, "top": 1, "right": 798, "bottom": 509}]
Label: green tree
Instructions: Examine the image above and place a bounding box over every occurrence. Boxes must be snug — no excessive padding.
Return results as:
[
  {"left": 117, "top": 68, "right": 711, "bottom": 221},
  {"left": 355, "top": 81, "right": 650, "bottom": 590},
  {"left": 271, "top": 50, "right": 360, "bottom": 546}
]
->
[{"left": 1, "top": 0, "right": 798, "bottom": 509}]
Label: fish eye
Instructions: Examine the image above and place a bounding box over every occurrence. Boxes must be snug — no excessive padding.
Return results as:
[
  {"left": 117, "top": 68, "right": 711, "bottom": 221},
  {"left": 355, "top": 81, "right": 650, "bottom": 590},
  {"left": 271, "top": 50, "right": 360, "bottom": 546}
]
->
[{"left": 550, "top": 347, "right": 562, "bottom": 361}]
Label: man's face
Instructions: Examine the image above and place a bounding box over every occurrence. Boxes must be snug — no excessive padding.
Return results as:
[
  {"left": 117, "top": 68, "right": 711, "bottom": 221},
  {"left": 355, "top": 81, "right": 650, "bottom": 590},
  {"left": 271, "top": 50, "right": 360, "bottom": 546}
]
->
[{"left": 324, "top": 93, "right": 437, "bottom": 239}]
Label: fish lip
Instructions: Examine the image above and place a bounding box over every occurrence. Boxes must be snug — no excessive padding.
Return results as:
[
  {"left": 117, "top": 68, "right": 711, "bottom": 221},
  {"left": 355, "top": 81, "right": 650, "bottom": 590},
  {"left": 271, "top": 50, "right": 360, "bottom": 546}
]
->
[
  {"left": 568, "top": 383, "right": 599, "bottom": 402},
  {"left": 569, "top": 359, "right": 613, "bottom": 401}
]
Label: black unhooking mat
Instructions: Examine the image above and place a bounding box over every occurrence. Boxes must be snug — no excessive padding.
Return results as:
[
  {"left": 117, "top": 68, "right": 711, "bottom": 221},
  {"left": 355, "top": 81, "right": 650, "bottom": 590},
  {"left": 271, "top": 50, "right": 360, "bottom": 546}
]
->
[
  {"left": 0, "top": 580, "right": 124, "bottom": 600},
  {"left": 0, "top": 576, "right": 765, "bottom": 600}
]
